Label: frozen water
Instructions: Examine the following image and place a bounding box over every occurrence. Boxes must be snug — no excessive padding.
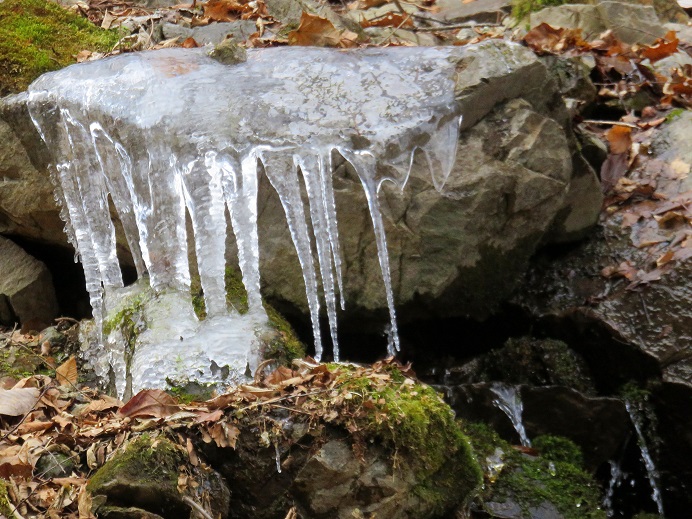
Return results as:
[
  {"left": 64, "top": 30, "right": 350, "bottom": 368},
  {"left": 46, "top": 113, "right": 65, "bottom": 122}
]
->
[{"left": 26, "top": 46, "right": 462, "bottom": 391}]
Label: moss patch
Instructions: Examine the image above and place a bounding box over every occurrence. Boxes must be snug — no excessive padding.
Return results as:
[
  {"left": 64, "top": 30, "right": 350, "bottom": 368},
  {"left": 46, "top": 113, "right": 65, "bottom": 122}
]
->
[
  {"left": 0, "top": 0, "right": 123, "bottom": 95},
  {"left": 464, "top": 423, "right": 605, "bottom": 519},
  {"left": 87, "top": 434, "right": 184, "bottom": 494},
  {"left": 512, "top": 0, "right": 574, "bottom": 22},
  {"left": 0, "top": 479, "right": 15, "bottom": 518},
  {"left": 331, "top": 363, "right": 483, "bottom": 513}
]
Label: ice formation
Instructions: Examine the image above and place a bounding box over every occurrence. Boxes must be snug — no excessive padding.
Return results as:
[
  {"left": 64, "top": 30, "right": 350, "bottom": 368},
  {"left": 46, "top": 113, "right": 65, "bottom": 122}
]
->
[{"left": 26, "top": 46, "right": 462, "bottom": 393}]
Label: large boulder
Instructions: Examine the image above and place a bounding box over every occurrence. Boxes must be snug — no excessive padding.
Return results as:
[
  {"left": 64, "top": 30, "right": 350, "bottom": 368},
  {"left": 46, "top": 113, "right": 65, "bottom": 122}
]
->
[
  {"left": 0, "top": 40, "right": 602, "bottom": 332},
  {"left": 0, "top": 236, "right": 58, "bottom": 329}
]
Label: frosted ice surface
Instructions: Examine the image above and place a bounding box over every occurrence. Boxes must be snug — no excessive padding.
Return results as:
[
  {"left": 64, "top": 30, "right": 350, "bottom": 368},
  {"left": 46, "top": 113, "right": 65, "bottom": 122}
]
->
[{"left": 26, "top": 46, "right": 462, "bottom": 391}]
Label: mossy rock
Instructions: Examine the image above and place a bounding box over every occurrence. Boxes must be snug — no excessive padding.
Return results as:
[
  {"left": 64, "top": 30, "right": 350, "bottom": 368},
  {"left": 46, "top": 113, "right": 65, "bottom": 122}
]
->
[
  {"left": 0, "top": 0, "right": 123, "bottom": 95},
  {"left": 464, "top": 423, "right": 606, "bottom": 519},
  {"left": 88, "top": 434, "right": 230, "bottom": 518},
  {"left": 458, "top": 336, "right": 596, "bottom": 395}
]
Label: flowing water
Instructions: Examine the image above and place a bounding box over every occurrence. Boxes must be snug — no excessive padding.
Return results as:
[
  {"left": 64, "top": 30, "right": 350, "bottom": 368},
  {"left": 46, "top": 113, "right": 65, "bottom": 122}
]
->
[
  {"left": 26, "top": 46, "right": 463, "bottom": 392},
  {"left": 490, "top": 383, "right": 531, "bottom": 448}
]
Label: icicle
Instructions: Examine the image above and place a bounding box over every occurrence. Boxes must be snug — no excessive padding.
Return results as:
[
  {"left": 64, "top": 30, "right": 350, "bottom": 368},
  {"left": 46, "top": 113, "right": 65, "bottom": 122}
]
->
[
  {"left": 323, "top": 151, "right": 346, "bottom": 311},
  {"left": 338, "top": 149, "right": 400, "bottom": 355},
  {"left": 296, "top": 152, "right": 341, "bottom": 361},
  {"left": 90, "top": 124, "right": 147, "bottom": 278},
  {"left": 490, "top": 383, "right": 531, "bottom": 447},
  {"left": 260, "top": 150, "right": 323, "bottom": 360},
  {"left": 215, "top": 150, "right": 264, "bottom": 315},
  {"left": 603, "top": 459, "right": 624, "bottom": 517},
  {"left": 181, "top": 154, "right": 228, "bottom": 317}
]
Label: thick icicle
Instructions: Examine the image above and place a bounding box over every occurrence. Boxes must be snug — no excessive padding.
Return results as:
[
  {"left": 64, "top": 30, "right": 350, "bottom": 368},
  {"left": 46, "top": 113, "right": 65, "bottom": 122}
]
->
[
  {"left": 261, "top": 150, "right": 323, "bottom": 359},
  {"left": 181, "top": 155, "right": 228, "bottom": 317}
]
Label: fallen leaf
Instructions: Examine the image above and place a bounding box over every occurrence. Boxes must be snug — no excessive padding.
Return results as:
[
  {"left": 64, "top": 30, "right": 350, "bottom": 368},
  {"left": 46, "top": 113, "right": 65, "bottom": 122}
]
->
[
  {"left": 606, "top": 125, "right": 632, "bottom": 154},
  {"left": 182, "top": 37, "right": 199, "bottom": 48},
  {"left": 360, "top": 12, "right": 413, "bottom": 29},
  {"left": 0, "top": 387, "right": 40, "bottom": 416},
  {"left": 288, "top": 12, "right": 355, "bottom": 47},
  {"left": 601, "top": 153, "right": 629, "bottom": 193},
  {"left": 117, "top": 389, "right": 180, "bottom": 419},
  {"left": 641, "top": 31, "right": 678, "bottom": 63},
  {"left": 55, "top": 356, "right": 78, "bottom": 387}
]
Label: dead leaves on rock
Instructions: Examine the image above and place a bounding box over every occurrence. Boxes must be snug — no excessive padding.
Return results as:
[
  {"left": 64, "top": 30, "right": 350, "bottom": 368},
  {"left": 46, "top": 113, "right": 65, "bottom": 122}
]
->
[{"left": 288, "top": 12, "right": 357, "bottom": 47}]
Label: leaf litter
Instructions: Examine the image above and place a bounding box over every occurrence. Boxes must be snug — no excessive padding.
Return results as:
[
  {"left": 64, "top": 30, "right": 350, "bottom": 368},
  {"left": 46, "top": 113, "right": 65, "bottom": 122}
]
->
[{"left": 1, "top": 321, "right": 429, "bottom": 518}]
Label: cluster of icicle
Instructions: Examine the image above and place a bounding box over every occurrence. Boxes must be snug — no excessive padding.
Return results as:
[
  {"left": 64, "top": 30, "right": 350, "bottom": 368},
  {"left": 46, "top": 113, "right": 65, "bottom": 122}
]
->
[{"left": 26, "top": 46, "right": 462, "bottom": 367}]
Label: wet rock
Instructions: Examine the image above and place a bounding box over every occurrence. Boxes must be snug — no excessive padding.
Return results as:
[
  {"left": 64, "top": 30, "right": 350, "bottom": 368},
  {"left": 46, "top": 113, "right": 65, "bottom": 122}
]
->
[
  {"left": 511, "top": 111, "right": 692, "bottom": 516},
  {"left": 539, "top": 55, "right": 597, "bottom": 117},
  {"left": 0, "top": 236, "right": 58, "bottom": 329},
  {"left": 446, "top": 383, "right": 629, "bottom": 471}
]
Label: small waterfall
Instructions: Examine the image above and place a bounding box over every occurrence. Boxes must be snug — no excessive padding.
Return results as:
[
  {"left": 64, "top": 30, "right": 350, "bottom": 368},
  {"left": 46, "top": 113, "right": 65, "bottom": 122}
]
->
[
  {"left": 625, "top": 400, "right": 664, "bottom": 516},
  {"left": 490, "top": 383, "right": 531, "bottom": 447},
  {"left": 603, "top": 459, "right": 624, "bottom": 517}
]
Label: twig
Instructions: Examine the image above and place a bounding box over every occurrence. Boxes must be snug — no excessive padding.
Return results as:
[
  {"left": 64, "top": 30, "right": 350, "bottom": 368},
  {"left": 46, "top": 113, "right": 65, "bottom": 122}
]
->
[
  {"left": 582, "top": 119, "right": 639, "bottom": 128},
  {"left": 639, "top": 293, "right": 653, "bottom": 326},
  {"left": 412, "top": 22, "right": 502, "bottom": 31},
  {"left": 182, "top": 495, "right": 214, "bottom": 519},
  {"left": 54, "top": 317, "right": 80, "bottom": 325}
]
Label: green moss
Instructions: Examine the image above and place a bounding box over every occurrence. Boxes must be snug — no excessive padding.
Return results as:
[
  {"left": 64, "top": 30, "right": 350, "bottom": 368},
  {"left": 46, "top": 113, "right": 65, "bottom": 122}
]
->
[
  {"left": 87, "top": 434, "right": 184, "bottom": 494},
  {"left": 533, "top": 435, "right": 584, "bottom": 467},
  {"left": 166, "top": 381, "right": 215, "bottom": 404},
  {"left": 332, "top": 366, "right": 483, "bottom": 513},
  {"left": 665, "top": 108, "right": 685, "bottom": 122},
  {"left": 0, "top": 479, "right": 15, "bottom": 518},
  {"left": 0, "top": 0, "right": 123, "bottom": 95},
  {"left": 463, "top": 424, "right": 604, "bottom": 519}
]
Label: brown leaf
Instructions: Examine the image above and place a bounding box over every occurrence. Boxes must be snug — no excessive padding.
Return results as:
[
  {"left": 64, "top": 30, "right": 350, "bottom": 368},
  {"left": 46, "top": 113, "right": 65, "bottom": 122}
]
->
[
  {"left": 523, "top": 23, "right": 588, "bottom": 55},
  {"left": 641, "top": 31, "right": 678, "bottom": 63},
  {"left": 203, "top": 0, "right": 243, "bottom": 21},
  {"left": 606, "top": 126, "right": 632, "bottom": 155},
  {"left": 182, "top": 37, "right": 200, "bottom": 48},
  {"left": 78, "top": 484, "right": 95, "bottom": 519},
  {"left": 288, "top": 12, "right": 352, "bottom": 47},
  {"left": 78, "top": 395, "right": 123, "bottom": 416},
  {"left": 600, "top": 153, "right": 629, "bottom": 193},
  {"left": 117, "top": 389, "right": 180, "bottom": 419},
  {"left": 208, "top": 422, "right": 240, "bottom": 448},
  {"left": 0, "top": 387, "right": 40, "bottom": 417},
  {"left": 55, "top": 356, "right": 78, "bottom": 387}
]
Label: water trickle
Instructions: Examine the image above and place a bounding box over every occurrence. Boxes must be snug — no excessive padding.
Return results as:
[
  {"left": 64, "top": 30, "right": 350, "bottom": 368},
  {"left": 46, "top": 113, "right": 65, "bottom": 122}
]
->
[
  {"left": 490, "top": 383, "right": 531, "bottom": 447},
  {"left": 625, "top": 401, "right": 665, "bottom": 516},
  {"left": 603, "top": 459, "right": 624, "bottom": 517},
  {"left": 26, "top": 46, "right": 463, "bottom": 390}
]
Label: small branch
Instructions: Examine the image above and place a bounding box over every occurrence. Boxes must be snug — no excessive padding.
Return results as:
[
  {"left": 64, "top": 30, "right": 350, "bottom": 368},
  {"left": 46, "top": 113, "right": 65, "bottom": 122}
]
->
[
  {"left": 182, "top": 495, "right": 214, "bottom": 519},
  {"left": 412, "top": 22, "right": 502, "bottom": 32},
  {"left": 582, "top": 119, "right": 639, "bottom": 128}
]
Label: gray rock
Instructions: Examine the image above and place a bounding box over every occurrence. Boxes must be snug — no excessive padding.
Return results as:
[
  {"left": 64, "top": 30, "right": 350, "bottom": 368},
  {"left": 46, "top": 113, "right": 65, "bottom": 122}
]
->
[
  {"left": 530, "top": 1, "right": 666, "bottom": 44},
  {"left": 0, "top": 236, "right": 58, "bottom": 329},
  {"left": 431, "top": 0, "right": 511, "bottom": 24},
  {"left": 161, "top": 21, "right": 258, "bottom": 45}
]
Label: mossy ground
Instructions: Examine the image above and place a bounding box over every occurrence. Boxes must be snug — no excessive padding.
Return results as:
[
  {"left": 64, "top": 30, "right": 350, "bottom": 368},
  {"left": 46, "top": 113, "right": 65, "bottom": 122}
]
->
[
  {"left": 0, "top": 0, "right": 123, "bottom": 95},
  {"left": 329, "top": 363, "right": 483, "bottom": 513},
  {"left": 0, "top": 479, "right": 14, "bottom": 518},
  {"left": 463, "top": 423, "right": 606, "bottom": 518}
]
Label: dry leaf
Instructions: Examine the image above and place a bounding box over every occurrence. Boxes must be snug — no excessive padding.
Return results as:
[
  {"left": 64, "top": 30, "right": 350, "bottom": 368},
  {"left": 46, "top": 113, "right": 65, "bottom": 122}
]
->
[
  {"left": 360, "top": 12, "right": 413, "bottom": 29},
  {"left": 0, "top": 387, "right": 40, "bottom": 416},
  {"left": 288, "top": 12, "right": 348, "bottom": 47},
  {"left": 117, "top": 389, "right": 180, "bottom": 419},
  {"left": 641, "top": 31, "right": 678, "bottom": 63},
  {"left": 606, "top": 126, "right": 632, "bottom": 155},
  {"left": 182, "top": 37, "right": 199, "bottom": 48},
  {"left": 55, "top": 356, "right": 78, "bottom": 387}
]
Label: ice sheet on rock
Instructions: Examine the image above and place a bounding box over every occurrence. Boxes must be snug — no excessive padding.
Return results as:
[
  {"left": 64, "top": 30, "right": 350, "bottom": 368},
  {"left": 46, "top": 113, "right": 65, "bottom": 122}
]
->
[{"left": 26, "top": 46, "right": 462, "bottom": 387}]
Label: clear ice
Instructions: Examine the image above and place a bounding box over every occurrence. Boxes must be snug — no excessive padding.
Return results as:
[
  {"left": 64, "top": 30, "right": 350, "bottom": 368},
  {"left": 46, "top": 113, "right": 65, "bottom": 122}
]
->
[{"left": 26, "top": 46, "right": 462, "bottom": 393}]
